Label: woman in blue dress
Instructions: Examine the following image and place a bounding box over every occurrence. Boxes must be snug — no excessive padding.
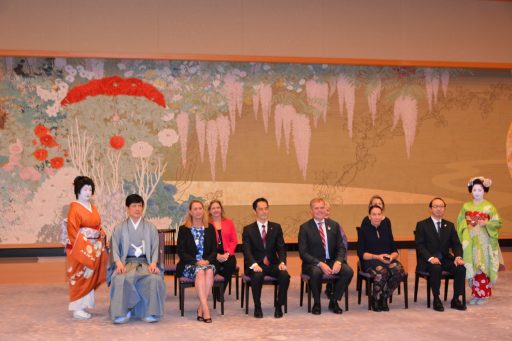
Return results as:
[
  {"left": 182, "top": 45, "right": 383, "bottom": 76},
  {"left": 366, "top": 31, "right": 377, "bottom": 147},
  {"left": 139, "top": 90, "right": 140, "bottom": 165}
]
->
[{"left": 177, "top": 200, "right": 217, "bottom": 323}]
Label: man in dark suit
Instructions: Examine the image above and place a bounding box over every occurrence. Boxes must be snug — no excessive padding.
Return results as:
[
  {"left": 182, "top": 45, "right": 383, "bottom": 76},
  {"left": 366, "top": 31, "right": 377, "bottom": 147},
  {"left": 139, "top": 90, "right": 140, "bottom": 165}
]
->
[
  {"left": 415, "top": 197, "right": 466, "bottom": 312},
  {"left": 242, "top": 197, "right": 290, "bottom": 318},
  {"left": 298, "top": 198, "right": 353, "bottom": 315}
]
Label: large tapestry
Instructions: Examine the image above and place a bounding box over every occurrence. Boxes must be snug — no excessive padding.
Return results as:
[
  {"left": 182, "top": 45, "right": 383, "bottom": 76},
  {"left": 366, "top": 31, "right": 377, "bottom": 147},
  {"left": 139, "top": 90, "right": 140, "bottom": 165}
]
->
[{"left": 0, "top": 57, "right": 511, "bottom": 244}]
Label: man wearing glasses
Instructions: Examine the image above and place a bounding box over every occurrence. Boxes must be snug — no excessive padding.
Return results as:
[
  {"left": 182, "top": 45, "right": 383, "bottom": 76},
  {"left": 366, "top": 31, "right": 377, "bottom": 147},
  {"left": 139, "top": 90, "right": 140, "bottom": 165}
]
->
[{"left": 415, "top": 197, "right": 467, "bottom": 312}]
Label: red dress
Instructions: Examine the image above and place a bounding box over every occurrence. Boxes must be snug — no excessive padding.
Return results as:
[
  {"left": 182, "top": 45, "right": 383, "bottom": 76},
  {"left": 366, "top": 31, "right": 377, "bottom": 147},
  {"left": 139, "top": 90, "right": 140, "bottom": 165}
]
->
[{"left": 66, "top": 202, "right": 108, "bottom": 302}]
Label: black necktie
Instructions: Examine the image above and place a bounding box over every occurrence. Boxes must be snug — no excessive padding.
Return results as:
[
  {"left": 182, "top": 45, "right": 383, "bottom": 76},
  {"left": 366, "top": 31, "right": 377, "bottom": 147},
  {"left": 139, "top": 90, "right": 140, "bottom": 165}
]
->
[{"left": 436, "top": 221, "right": 441, "bottom": 236}]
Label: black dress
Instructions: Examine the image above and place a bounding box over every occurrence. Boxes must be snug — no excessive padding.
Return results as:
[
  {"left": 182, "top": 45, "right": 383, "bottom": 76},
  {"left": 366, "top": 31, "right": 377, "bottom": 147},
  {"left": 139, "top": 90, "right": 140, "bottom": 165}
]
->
[{"left": 357, "top": 216, "right": 405, "bottom": 300}]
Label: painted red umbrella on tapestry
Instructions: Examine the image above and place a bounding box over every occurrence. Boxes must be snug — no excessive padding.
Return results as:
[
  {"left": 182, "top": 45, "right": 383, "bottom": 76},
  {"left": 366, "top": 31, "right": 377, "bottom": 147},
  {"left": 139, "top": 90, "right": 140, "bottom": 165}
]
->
[{"left": 60, "top": 76, "right": 166, "bottom": 108}]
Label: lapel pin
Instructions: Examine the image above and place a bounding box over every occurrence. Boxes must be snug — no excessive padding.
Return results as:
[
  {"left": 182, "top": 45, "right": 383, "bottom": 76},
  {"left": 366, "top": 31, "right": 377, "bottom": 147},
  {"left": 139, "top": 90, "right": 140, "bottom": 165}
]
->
[{"left": 327, "top": 226, "right": 331, "bottom": 231}]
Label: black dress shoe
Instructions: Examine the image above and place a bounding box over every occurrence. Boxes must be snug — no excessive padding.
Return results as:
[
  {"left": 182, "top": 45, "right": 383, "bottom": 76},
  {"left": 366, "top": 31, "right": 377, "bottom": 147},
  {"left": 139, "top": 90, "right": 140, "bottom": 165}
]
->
[
  {"left": 450, "top": 298, "right": 467, "bottom": 311},
  {"left": 274, "top": 305, "right": 283, "bottom": 318},
  {"left": 254, "top": 307, "right": 263, "bottom": 318},
  {"left": 380, "top": 297, "right": 390, "bottom": 312},
  {"left": 311, "top": 303, "right": 321, "bottom": 315},
  {"left": 328, "top": 301, "right": 343, "bottom": 314},
  {"left": 433, "top": 297, "right": 445, "bottom": 312}
]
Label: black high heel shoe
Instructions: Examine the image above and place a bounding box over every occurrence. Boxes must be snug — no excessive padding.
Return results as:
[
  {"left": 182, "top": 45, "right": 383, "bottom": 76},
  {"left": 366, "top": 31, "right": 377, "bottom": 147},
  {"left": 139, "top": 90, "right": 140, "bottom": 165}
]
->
[
  {"left": 197, "top": 309, "right": 204, "bottom": 322},
  {"left": 203, "top": 316, "right": 212, "bottom": 323}
]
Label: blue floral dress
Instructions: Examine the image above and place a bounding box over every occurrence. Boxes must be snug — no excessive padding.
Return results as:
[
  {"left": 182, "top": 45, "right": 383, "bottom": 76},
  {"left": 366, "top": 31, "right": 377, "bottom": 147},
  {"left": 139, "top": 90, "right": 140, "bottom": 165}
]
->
[{"left": 182, "top": 227, "right": 216, "bottom": 280}]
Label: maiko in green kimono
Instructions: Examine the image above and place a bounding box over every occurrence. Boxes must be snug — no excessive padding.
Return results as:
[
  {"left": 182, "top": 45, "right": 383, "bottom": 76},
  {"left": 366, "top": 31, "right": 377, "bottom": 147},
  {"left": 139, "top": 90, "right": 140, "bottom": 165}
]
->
[{"left": 456, "top": 177, "right": 502, "bottom": 305}]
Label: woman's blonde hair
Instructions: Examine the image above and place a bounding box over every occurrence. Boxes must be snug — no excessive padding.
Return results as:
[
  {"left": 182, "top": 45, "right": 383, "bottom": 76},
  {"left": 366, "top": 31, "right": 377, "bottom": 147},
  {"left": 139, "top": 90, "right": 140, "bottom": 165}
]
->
[{"left": 183, "top": 200, "right": 209, "bottom": 228}]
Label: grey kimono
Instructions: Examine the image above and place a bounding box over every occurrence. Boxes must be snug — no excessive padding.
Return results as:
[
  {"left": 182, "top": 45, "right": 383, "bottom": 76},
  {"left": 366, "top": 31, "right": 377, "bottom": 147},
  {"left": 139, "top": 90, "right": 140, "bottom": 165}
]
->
[{"left": 107, "top": 218, "right": 166, "bottom": 321}]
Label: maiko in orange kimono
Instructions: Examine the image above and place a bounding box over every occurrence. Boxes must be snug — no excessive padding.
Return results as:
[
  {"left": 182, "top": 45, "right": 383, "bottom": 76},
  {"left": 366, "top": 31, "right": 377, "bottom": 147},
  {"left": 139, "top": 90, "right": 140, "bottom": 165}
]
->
[{"left": 66, "top": 202, "right": 108, "bottom": 302}]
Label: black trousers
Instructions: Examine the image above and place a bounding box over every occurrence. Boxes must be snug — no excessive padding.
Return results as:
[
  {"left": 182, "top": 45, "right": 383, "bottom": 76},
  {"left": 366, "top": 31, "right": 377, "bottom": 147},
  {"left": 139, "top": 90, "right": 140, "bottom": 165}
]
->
[
  {"left": 303, "top": 260, "right": 353, "bottom": 305},
  {"left": 427, "top": 260, "right": 466, "bottom": 298},
  {"left": 247, "top": 264, "right": 290, "bottom": 308},
  {"left": 212, "top": 255, "right": 237, "bottom": 293}
]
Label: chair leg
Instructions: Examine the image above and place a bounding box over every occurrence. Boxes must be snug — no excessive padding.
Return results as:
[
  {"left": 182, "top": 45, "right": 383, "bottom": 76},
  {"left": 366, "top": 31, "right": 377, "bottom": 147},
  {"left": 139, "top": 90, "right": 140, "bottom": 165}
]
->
[
  {"left": 241, "top": 281, "right": 245, "bottom": 308},
  {"left": 444, "top": 278, "right": 450, "bottom": 301},
  {"left": 397, "top": 282, "right": 401, "bottom": 295},
  {"left": 404, "top": 278, "right": 409, "bottom": 309},
  {"left": 213, "top": 286, "right": 217, "bottom": 310},
  {"left": 358, "top": 278, "right": 363, "bottom": 305},
  {"left": 300, "top": 279, "right": 304, "bottom": 307},
  {"left": 414, "top": 275, "right": 419, "bottom": 302},
  {"left": 174, "top": 275, "right": 178, "bottom": 296},
  {"left": 426, "top": 278, "right": 431, "bottom": 308},
  {"left": 228, "top": 276, "right": 232, "bottom": 295},
  {"left": 389, "top": 294, "right": 393, "bottom": 303},
  {"left": 236, "top": 271, "right": 239, "bottom": 300},
  {"left": 344, "top": 286, "right": 349, "bottom": 311}
]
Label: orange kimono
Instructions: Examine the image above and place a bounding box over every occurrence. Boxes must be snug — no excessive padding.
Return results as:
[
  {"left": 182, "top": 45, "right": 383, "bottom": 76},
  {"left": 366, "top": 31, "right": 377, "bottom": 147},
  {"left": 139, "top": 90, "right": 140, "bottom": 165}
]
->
[{"left": 66, "top": 202, "right": 108, "bottom": 302}]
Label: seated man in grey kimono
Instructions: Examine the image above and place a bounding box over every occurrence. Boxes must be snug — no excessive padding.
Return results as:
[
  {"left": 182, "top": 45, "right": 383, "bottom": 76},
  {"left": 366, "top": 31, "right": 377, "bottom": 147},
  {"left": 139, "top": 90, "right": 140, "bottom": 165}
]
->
[{"left": 107, "top": 194, "right": 166, "bottom": 324}]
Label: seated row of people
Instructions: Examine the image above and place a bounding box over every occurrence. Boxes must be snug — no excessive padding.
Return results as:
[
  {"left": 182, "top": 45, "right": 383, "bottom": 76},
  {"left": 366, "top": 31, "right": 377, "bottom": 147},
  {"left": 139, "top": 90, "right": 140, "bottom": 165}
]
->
[{"left": 66, "top": 176, "right": 501, "bottom": 323}]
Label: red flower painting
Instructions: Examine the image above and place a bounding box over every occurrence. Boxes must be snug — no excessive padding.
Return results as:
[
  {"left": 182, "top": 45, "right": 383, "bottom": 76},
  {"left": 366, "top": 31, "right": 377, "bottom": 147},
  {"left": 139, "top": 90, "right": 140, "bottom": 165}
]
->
[
  {"left": 33, "top": 149, "right": 48, "bottom": 161},
  {"left": 50, "top": 157, "right": 64, "bottom": 169},
  {"left": 61, "top": 76, "right": 166, "bottom": 108}
]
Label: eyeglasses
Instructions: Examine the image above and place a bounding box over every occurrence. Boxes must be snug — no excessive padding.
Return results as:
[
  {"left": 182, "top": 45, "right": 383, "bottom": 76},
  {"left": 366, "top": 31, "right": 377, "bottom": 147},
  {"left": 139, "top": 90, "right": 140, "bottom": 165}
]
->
[{"left": 431, "top": 205, "right": 446, "bottom": 209}]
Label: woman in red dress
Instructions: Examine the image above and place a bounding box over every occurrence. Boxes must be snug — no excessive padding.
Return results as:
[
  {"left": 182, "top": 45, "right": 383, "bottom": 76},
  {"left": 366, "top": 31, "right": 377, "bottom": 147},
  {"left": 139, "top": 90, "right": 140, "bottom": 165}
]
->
[{"left": 65, "top": 176, "right": 108, "bottom": 320}]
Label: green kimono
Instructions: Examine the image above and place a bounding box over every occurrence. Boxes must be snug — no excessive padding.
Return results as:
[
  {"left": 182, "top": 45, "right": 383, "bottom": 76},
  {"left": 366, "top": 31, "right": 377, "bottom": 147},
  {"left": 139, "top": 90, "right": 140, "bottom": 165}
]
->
[{"left": 456, "top": 200, "right": 502, "bottom": 284}]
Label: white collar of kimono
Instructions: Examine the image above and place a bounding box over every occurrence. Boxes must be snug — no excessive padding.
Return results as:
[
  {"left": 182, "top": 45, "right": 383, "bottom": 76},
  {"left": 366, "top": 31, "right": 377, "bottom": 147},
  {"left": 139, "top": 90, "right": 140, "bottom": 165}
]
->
[
  {"left": 130, "top": 217, "right": 142, "bottom": 230},
  {"left": 75, "top": 200, "right": 92, "bottom": 213}
]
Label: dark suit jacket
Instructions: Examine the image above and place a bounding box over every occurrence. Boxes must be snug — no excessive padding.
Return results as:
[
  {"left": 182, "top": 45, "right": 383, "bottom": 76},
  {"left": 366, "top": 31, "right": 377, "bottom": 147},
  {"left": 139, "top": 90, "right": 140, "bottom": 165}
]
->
[
  {"left": 242, "top": 221, "right": 286, "bottom": 273},
  {"left": 176, "top": 224, "right": 217, "bottom": 277},
  {"left": 298, "top": 218, "right": 346, "bottom": 269},
  {"left": 415, "top": 217, "right": 463, "bottom": 272}
]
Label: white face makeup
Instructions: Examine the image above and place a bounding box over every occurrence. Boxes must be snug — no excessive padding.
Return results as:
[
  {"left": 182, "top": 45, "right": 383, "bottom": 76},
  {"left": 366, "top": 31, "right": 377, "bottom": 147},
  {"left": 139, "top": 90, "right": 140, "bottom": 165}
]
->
[
  {"left": 472, "top": 184, "right": 485, "bottom": 201},
  {"left": 78, "top": 185, "right": 93, "bottom": 203}
]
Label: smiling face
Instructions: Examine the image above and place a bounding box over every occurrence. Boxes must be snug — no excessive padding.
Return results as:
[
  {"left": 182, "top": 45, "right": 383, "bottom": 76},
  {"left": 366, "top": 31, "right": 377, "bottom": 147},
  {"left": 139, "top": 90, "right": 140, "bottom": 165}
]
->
[
  {"left": 78, "top": 185, "right": 93, "bottom": 202},
  {"left": 311, "top": 200, "right": 326, "bottom": 221},
  {"left": 209, "top": 202, "right": 222, "bottom": 220},
  {"left": 472, "top": 184, "right": 485, "bottom": 201},
  {"left": 429, "top": 198, "right": 446, "bottom": 220},
  {"left": 190, "top": 202, "right": 205, "bottom": 221}
]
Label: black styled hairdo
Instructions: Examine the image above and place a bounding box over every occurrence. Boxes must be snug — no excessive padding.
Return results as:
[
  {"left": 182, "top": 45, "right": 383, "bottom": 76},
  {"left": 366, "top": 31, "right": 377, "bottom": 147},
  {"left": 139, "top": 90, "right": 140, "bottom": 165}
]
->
[
  {"left": 368, "top": 204, "right": 383, "bottom": 215},
  {"left": 125, "top": 193, "right": 144, "bottom": 207},
  {"left": 368, "top": 195, "right": 385, "bottom": 210},
  {"left": 73, "top": 176, "right": 95, "bottom": 199},
  {"left": 252, "top": 197, "right": 269, "bottom": 211},
  {"left": 468, "top": 178, "right": 490, "bottom": 193},
  {"left": 429, "top": 197, "right": 446, "bottom": 208}
]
